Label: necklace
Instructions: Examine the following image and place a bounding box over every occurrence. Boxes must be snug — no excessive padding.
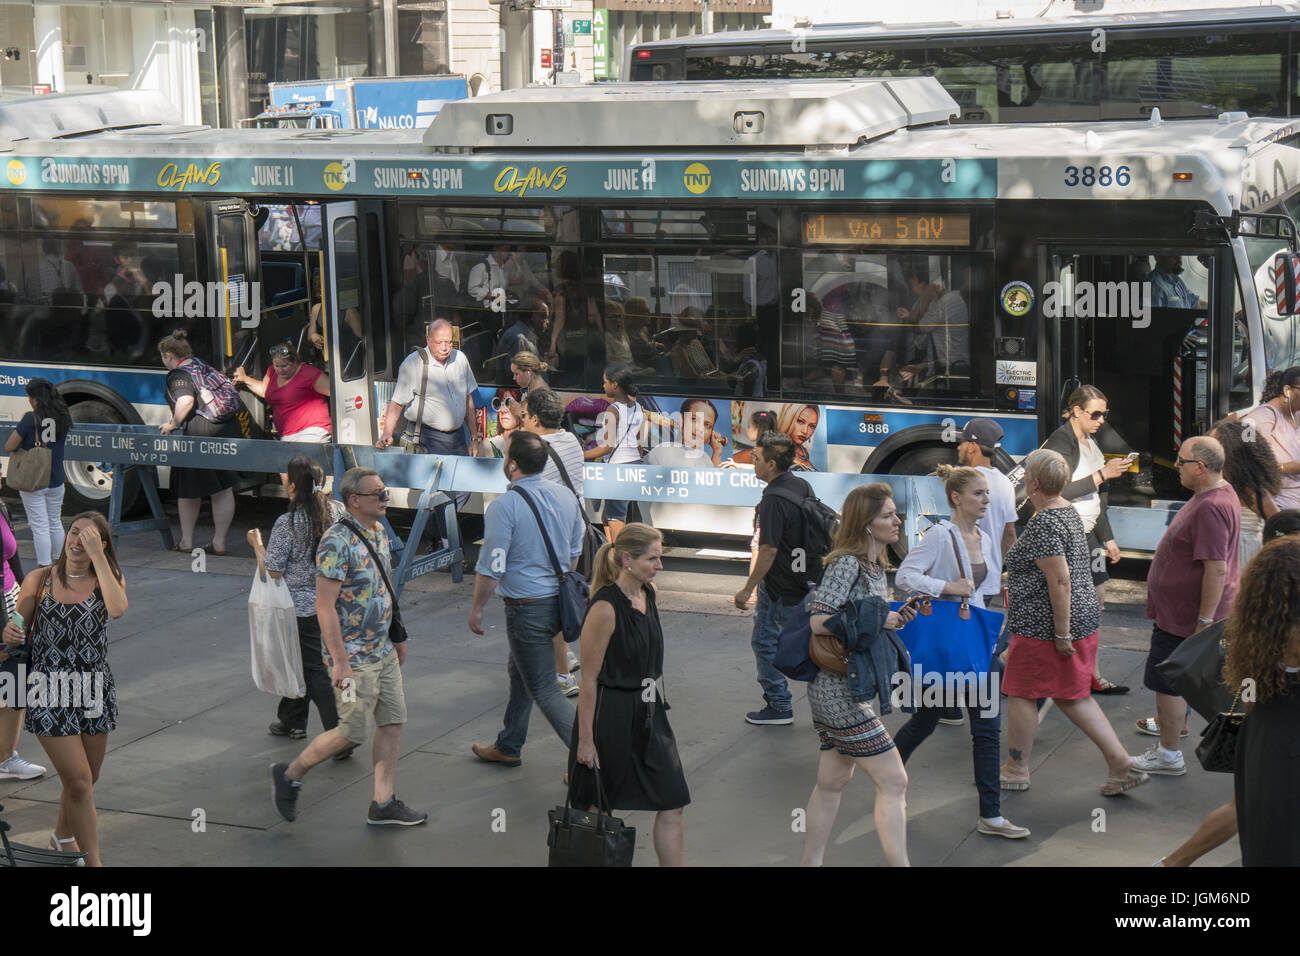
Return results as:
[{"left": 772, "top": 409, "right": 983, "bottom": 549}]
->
[{"left": 65, "top": 571, "right": 90, "bottom": 579}]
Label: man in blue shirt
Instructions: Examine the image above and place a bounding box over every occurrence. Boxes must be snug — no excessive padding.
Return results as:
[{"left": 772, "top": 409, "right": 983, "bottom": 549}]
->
[{"left": 469, "top": 430, "right": 584, "bottom": 766}]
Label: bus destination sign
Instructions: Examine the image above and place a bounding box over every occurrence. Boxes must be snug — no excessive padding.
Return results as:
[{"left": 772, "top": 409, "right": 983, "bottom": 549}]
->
[{"left": 803, "top": 212, "right": 971, "bottom": 246}]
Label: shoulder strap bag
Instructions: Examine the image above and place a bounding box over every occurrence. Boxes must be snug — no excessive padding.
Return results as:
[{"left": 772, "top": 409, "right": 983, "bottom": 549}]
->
[
  {"left": 1195, "top": 684, "right": 1245, "bottom": 774},
  {"left": 947, "top": 526, "right": 972, "bottom": 621},
  {"left": 6, "top": 423, "right": 52, "bottom": 493},
  {"left": 400, "top": 348, "right": 431, "bottom": 454},
  {"left": 509, "top": 485, "right": 590, "bottom": 643},
  {"left": 340, "top": 519, "right": 407, "bottom": 644},
  {"left": 543, "top": 441, "right": 607, "bottom": 580}
]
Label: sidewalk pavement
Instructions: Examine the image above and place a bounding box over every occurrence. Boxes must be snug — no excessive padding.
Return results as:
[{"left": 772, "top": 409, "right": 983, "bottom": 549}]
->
[{"left": 0, "top": 506, "right": 1239, "bottom": 866}]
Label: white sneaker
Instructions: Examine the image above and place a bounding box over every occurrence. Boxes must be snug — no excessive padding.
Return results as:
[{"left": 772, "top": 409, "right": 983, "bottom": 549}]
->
[
  {"left": 556, "top": 673, "right": 580, "bottom": 698},
  {"left": 0, "top": 750, "right": 47, "bottom": 780},
  {"left": 1132, "top": 745, "right": 1187, "bottom": 776},
  {"left": 567, "top": 651, "right": 580, "bottom": 673}
]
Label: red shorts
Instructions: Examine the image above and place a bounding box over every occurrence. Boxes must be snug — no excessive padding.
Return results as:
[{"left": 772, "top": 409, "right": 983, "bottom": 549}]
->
[{"left": 1001, "top": 631, "right": 1099, "bottom": 700}]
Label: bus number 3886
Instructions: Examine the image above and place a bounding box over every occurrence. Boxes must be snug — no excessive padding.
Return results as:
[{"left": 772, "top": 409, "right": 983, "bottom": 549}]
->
[
  {"left": 1063, "top": 165, "right": 1131, "bottom": 187},
  {"left": 858, "top": 422, "right": 890, "bottom": 434}
]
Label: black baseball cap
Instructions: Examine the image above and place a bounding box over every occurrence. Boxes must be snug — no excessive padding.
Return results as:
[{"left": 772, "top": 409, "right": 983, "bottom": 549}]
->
[{"left": 959, "top": 419, "right": 1003, "bottom": 447}]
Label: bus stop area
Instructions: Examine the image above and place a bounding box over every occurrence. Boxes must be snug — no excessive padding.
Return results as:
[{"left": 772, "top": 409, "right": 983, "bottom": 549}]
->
[{"left": 0, "top": 493, "right": 1241, "bottom": 868}]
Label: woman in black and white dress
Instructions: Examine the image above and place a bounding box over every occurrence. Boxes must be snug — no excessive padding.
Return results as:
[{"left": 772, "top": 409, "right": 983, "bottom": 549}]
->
[{"left": 1, "top": 512, "right": 127, "bottom": 867}]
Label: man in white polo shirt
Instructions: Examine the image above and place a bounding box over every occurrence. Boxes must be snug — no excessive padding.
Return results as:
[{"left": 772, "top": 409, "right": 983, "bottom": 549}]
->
[
  {"left": 956, "top": 418, "right": 1018, "bottom": 583},
  {"left": 378, "top": 319, "right": 481, "bottom": 457}
]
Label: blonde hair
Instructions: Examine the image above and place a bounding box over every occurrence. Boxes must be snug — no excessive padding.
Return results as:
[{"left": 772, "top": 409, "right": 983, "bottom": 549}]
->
[
  {"left": 824, "top": 483, "right": 894, "bottom": 569},
  {"left": 510, "top": 350, "right": 549, "bottom": 375},
  {"left": 934, "top": 464, "right": 985, "bottom": 510},
  {"left": 777, "top": 403, "right": 819, "bottom": 436},
  {"left": 590, "top": 523, "right": 663, "bottom": 596}
]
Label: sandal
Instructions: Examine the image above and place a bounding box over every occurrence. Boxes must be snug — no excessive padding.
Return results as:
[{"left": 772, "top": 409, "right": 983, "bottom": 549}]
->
[
  {"left": 999, "top": 768, "right": 1030, "bottom": 791},
  {"left": 1101, "top": 769, "right": 1151, "bottom": 797},
  {"left": 1091, "top": 676, "right": 1130, "bottom": 695},
  {"left": 50, "top": 832, "right": 85, "bottom": 867}
]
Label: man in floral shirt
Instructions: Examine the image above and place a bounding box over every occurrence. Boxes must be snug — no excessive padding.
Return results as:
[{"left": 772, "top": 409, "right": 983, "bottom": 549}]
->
[{"left": 270, "top": 467, "right": 427, "bottom": 827}]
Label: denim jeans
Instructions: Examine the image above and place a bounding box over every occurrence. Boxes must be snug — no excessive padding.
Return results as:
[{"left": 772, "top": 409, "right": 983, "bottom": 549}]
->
[
  {"left": 19, "top": 485, "right": 65, "bottom": 567},
  {"left": 892, "top": 661, "right": 1003, "bottom": 819},
  {"left": 494, "top": 596, "right": 576, "bottom": 758},
  {"left": 751, "top": 583, "right": 796, "bottom": 713},
  {"left": 412, "top": 424, "right": 469, "bottom": 540},
  {"left": 277, "top": 615, "right": 339, "bottom": 733}
]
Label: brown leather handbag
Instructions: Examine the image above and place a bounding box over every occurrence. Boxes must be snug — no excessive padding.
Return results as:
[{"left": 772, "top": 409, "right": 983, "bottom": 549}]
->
[{"left": 809, "top": 630, "right": 849, "bottom": 674}]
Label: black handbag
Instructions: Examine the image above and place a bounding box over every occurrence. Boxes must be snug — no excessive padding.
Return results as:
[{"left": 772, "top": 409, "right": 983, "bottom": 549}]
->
[
  {"left": 1195, "top": 686, "right": 1245, "bottom": 774},
  {"left": 547, "top": 763, "right": 636, "bottom": 867},
  {"left": 341, "top": 519, "right": 408, "bottom": 645},
  {"left": 1155, "top": 620, "right": 1234, "bottom": 723},
  {"left": 510, "top": 485, "right": 589, "bottom": 643},
  {"left": 541, "top": 440, "right": 607, "bottom": 580}
]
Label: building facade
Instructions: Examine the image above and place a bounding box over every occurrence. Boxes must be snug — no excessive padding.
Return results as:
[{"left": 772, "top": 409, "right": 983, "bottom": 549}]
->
[{"left": 0, "top": 0, "right": 767, "bottom": 127}]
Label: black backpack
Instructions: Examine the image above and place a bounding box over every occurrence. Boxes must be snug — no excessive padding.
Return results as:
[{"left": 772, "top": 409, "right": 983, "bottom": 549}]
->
[{"left": 768, "top": 485, "right": 840, "bottom": 586}]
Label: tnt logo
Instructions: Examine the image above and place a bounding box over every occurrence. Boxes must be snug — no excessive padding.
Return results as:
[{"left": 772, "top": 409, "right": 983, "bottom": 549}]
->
[
  {"left": 6, "top": 159, "right": 25, "bottom": 186},
  {"left": 323, "top": 160, "right": 355, "bottom": 191},
  {"left": 683, "top": 162, "right": 711, "bottom": 195}
]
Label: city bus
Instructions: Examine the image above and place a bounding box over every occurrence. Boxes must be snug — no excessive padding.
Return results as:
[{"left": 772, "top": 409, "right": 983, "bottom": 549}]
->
[
  {"left": 1, "top": 78, "right": 1297, "bottom": 554},
  {"left": 626, "top": 4, "right": 1300, "bottom": 131}
]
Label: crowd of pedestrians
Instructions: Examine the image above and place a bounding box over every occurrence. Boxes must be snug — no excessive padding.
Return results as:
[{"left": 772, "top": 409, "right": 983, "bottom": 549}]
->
[{"left": 7, "top": 351, "right": 1300, "bottom": 869}]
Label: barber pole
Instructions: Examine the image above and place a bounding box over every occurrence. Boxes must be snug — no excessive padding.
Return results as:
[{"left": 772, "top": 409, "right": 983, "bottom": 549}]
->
[{"left": 1172, "top": 317, "right": 1209, "bottom": 451}]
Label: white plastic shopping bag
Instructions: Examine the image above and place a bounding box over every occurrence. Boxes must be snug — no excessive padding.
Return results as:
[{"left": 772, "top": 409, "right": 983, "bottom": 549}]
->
[{"left": 249, "top": 571, "right": 305, "bottom": 698}]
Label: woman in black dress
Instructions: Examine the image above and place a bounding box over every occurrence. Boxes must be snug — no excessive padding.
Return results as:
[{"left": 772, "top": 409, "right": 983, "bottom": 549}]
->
[
  {"left": 1225, "top": 535, "right": 1300, "bottom": 866},
  {"left": 1, "top": 512, "right": 127, "bottom": 867},
  {"left": 158, "top": 329, "right": 243, "bottom": 553},
  {"left": 570, "top": 522, "right": 689, "bottom": 866}
]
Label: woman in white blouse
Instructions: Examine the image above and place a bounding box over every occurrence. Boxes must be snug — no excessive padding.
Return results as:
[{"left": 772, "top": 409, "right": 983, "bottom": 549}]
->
[{"left": 893, "top": 465, "right": 1030, "bottom": 840}]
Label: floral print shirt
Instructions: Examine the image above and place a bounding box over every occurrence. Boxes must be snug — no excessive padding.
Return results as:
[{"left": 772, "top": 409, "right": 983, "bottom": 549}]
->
[{"left": 315, "top": 519, "right": 394, "bottom": 665}]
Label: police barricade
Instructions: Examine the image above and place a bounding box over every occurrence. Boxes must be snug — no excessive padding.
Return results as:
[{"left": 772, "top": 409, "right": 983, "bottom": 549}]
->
[{"left": 0, "top": 424, "right": 951, "bottom": 595}]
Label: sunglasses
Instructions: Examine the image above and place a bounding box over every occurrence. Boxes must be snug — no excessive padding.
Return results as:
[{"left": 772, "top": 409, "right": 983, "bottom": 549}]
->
[
  {"left": 1083, "top": 410, "right": 1108, "bottom": 421},
  {"left": 354, "top": 488, "right": 391, "bottom": 501}
]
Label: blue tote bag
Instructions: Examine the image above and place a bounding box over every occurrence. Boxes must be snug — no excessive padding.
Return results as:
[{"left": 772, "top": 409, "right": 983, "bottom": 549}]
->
[{"left": 892, "top": 527, "right": 1002, "bottom": 679}]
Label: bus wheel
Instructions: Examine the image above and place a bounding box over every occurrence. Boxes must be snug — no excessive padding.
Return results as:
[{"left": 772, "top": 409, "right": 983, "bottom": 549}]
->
[
  {"left": 63, "top": 400, "right": 141, "bottom": 515},
  {"left": 873, "top": 443, "right": 958, "bottom": 562}
]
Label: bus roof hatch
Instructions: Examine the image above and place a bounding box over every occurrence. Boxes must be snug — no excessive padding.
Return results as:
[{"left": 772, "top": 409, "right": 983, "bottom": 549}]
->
[{"left": 424, "top": 78, "right": 958, "bottom": 151}]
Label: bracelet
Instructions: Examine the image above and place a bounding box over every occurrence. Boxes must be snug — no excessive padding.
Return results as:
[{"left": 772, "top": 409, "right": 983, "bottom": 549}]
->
[
  {"left": 1197, "top": 617, "right": 1214, "bottom": 625},
  {"left": 1054, "top": 633, "right": 1071, "bottom": 641}
]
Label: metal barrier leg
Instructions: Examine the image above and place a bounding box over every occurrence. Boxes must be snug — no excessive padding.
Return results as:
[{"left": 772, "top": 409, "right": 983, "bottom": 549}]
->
[
  {"left": 138, "top": 467, "right": 175, "bottom": 551},
  {"left": 108, "top": 464, "right": 174, "bottom": 551}
]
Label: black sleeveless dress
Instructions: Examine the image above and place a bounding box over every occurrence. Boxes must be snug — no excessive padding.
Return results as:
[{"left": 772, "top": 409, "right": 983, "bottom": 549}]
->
[{"left": 567, "top": 584, "right": 690, "bottom": 812}]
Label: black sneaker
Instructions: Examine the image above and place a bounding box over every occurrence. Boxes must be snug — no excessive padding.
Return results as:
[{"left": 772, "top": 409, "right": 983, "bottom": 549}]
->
[
  {"left": 270, "top": 762, "right": 300, "bottom": 822},
  {"left": 333, "top": 743, "right": 359, "bottom": 761},
  {"left": 367, "top": 796, "right": 428, "bottom": 826},
  {"left": 745, "top": 705, "right": 794, "bottom": 726},
  {"left": 269, "top": 721, "right": 306, "bottom": 739}
]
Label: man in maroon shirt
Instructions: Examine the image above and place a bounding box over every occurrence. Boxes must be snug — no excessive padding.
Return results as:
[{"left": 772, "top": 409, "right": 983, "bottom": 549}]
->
[{"left": 1137, "top": 435, "right": 1240, "bottom": 776}]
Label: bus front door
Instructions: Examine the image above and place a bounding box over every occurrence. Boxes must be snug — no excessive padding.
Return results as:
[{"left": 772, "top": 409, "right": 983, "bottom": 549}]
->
[
  {"left": 1044, "top": 246, "right": 1232, "bottom": 501},
  {"left": 323, "top": 202, "right": 392, "bottom": 447}
]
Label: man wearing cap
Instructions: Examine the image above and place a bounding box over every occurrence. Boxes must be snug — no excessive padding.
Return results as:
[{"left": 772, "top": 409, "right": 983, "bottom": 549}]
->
[{"left": 957, "top": 419, "right": 1019, "bottom": 578}]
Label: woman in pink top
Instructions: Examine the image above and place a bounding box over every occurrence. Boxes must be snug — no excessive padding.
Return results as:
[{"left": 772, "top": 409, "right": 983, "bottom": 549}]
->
[
  {"left": 233, "top": 342, "right": 332, "bottom": 442},
  {"left": 1243, "top": 367, "right": 1300, "bottom": 510},
  {"left": 0, "top": 493, "right": 48, "bottom": 785}
]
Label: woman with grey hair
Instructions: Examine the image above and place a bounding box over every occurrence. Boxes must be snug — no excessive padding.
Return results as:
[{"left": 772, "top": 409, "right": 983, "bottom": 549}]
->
[{"left": 999, "top": 449, "right": 1150, "bottom": 796}]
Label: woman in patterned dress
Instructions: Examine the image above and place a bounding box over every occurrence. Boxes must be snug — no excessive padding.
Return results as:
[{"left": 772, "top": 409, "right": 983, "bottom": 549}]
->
[
  {"left": 802, "top": 483, "right": 917, "bottom": 867},
  {"left": 1, "top": 512, "right": 127, "bottom": 866}
]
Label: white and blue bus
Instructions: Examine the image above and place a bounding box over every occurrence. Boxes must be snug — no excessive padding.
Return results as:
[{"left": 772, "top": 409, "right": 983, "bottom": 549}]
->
[{"left": 1, "top": 79, "right": 1297, "bottom": 553}]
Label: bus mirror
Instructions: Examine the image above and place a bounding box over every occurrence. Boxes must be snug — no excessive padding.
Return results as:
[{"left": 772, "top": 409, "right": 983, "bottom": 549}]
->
[{"left": 1272, "top": 252, "right": 1300, "bottom": 316}]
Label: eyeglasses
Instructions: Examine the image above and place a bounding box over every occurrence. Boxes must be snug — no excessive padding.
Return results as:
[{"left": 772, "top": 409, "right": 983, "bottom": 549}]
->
[
  {"left": 269, "top": 344, "right": 294, "bottom": 358},
  {"left": 1176, "top": 457, "right": 1203, "bottom": 468},
  {"left": 354, "top": 488, "right": 391, "bottom": 501}
]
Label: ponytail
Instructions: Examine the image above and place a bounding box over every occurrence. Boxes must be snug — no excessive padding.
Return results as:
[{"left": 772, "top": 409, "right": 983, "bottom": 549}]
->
[{"left": 589, "top": 542, "right": 621, "bottom": 598}]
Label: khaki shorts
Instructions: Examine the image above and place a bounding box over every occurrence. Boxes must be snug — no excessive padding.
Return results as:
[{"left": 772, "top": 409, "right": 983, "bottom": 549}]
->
[{"left": 334, "top": 650, "right": 406, "bottom": 744}]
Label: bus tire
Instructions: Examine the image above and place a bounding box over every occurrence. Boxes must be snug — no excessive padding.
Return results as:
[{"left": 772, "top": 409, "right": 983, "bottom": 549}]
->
[
  {"left": 64, "top": 399, "right": 142, "bottom": 516},
  {"left": 868, "top": 443, "right": 958, "bottom": 562}
]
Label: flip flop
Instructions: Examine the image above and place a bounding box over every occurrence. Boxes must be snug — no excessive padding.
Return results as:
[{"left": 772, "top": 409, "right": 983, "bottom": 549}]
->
[
  {"left": 201, "top": 543, "right": 229, "bottom": 556},
  {"left": 173, "top": 543, "right": 195, "bottom": 553},
  {"left": 1101, "top": 770, "right": 1151, "bottom": 797},
  {"left": 1091, "top": 677, "right": 1131, "bottom": 695}
]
